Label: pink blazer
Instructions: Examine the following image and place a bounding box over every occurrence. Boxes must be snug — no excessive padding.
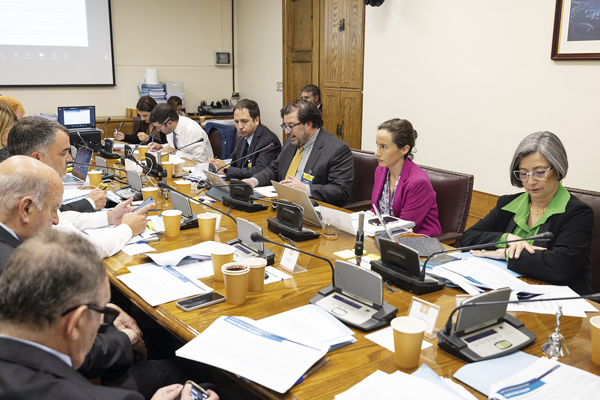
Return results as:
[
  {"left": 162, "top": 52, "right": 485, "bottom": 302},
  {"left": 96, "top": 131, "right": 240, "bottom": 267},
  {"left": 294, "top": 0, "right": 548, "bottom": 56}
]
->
[{"left": 371, "top": 159, "right": 442, "bottom": 237}]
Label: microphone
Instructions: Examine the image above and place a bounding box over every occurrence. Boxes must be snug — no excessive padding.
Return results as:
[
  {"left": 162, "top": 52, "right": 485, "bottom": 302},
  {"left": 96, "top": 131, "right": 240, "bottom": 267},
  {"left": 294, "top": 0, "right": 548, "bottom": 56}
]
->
[
  {"left": 419, "top": 231, "right": 554, "bottom": 281},
  {"left": 215, "top": 142, "right": 276, "bottom": 173},
  {"left": 355, "top": 212, "right": 365, "bottom": 265},
  {"left": 71, "top": 161, "right": 127, "bottom": 174},
  {"left": 161, "top": 138, "right": 205, "bottom": 156},
  {"left": 250, "top": 232, "right": 335, "bottom": 286},
  {"left": 115, "top": 121, "right": 124, "bottom": 134},
  {"left": 130, "top": 117, "right": 171, "bottom": 156},
  {"left": 157, "top": 181, "right": 236, "bottom": 225},
  {"left": 76, "top": 131, "right": 94, "bottom": 151},
  {"left": 99, "top": 117, "right": 111, "bottom": 132}
]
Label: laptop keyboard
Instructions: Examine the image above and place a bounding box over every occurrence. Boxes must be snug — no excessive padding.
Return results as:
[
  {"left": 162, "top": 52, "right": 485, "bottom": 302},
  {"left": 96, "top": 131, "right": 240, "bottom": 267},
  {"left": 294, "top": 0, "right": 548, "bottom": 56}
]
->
[{"left": 62, "top": 174, "right": 83, "bottom": 184}]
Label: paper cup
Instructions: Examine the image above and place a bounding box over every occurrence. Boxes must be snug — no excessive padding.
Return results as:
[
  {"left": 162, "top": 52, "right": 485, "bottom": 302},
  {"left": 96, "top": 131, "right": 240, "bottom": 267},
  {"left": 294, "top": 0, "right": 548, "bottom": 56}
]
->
[
  {"left": 138, "top": 145, "right": 148, "bottom": 159},
  {"left": 211, "top": 247, "right": 234, "bottom": 282},
  {"left": 245, "top": 258, "right": 267, "bottom": 292},
  {"left": 142, "top": 187, "right": 158, "bottom": 202},
  {"left": 198, "top": 213, "right": 217, "bottom": 241},
  {"left": 132, "top": 108, "right": 139, "bottom": 117},
  {"left": 222, "top": 262, "right": 250, "bottom": 305},
  {"left": 175, "top": 180, "right": 192, "bottom": 196},
  {"left": 162, "top": 209, "right": 182, "bottom": 238},
  {"left": 162, "top": 161, "right": 173, "bottom": 179},
  {"left": 126, "top": 107, "right": 132, "bottom": 118},
  {"left": 391, "top": 316, "right": 427, "bottom": 369},
  {"left": 88, "top": 170, "right": 103, "bottom": 187},
  {"left": 591, "top": 316, "right": 600, "bottom": 364}
]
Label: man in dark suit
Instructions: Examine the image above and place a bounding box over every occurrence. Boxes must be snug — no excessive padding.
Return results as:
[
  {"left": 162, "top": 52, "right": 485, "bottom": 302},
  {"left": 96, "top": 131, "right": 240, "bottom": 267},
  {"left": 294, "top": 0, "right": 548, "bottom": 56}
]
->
[
  {"left": 207, "top": 99, "right": 281, "bottom": 180},
  {"left": 244, "top": 99, "right": 353, "bottom": 207},
  {"left": 301, "top": 84, "right": 322, "bottom": 113},
  {"left": 0, "top": 230, "right": 218, "bottom": 400}
]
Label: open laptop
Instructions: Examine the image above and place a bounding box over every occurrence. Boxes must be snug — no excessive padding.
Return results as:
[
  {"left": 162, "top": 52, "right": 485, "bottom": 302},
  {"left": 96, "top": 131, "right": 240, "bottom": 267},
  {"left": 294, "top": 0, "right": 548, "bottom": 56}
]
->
[
  {"left": 58, "top": 106, "right": 101, "bottom": 133},
  {"left": 271, "top": 180, "right": 323, "bottom": 227},
  {"left": 63, "top": 146, "right": 93, "bottom": 184}
]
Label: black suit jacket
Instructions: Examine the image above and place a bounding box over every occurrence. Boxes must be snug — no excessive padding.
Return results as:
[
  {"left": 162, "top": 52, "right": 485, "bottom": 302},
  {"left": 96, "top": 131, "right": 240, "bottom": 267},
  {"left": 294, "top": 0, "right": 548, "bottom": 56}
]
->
[
  {"left": 0, "top": 148, "right": 7, "bottom": 163},
  {"left": 461, "top": 192, "right": 593, "bottom": 295},
  {"left": 0, "top": 224, "right": 21, "bottom": 274},
  {"left": 224, "top": 124, "right": 282, "bottom": 180},
  {"left": 0, "top": 338, "right": 143, "bottom": 400},
  {"left": 253, "top": 128, "right": 354, "bottom": 206}
]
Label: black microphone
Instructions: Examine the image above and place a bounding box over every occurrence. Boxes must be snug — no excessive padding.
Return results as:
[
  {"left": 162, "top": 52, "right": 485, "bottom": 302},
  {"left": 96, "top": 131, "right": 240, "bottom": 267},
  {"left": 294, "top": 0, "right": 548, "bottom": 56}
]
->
[
  {"left": 161, "top": 138, "right": 205, "bottom": 156},
  {"left": 250, "top": 232, "right": 335, "bottom": 286},
  {"left": 71, "top": 161, "right": 127, "bottom": 174},
  {"left": 355, "top": 212, "right": 365, "bottom": 265},
  {"left": 157, "top": 181, "right": 236, "bottom": 225},
  {"left": 419, "top": 231, "right": 554, "bottom": 281},
  {"left": 215, "top": 142, "right": 276, "bottom": 173},
  {"left": 75, "top": 131, "right": 94, "bottom": 151},
  {"left": 99, "top": 117, "right": 111, "bottom": 132},
  {"left": 130, "top": 117, "right": 171, "bottom": 156},
  {"left": 249, "top": 195, "right": 303, "bottom": 212}
]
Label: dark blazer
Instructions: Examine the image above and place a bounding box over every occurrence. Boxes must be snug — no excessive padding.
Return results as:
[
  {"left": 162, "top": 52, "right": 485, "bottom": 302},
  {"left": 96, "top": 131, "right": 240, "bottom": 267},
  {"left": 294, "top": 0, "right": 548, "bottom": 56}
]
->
[
  {"left": 0, "top": 147, "right": 7, "bottom": 163},
  {"left": 0, "top": 224, "right": 21, "bottom": 274},
  {"left": 461, "top": 192, "right": 594, "bottom": 295},
  {"left": 0, "top": 337, "right": 143, "bottom": 400},
  {"left": 225, "top": 124, "right": 282, "bottom": 180},
  {"left": 253, "top": 128, "right": 354, "bottom": 207},
  {"left": 60, "top": 198, "right": 96, "bottom": 213}
]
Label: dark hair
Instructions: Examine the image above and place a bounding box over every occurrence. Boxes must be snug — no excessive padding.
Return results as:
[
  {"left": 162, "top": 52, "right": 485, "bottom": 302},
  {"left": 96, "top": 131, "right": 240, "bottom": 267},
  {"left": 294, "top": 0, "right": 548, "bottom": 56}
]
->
[
  {"left": 300, "top": 84, "right": 321, "bottom": 102},
  {"left": 234, "top": 99, "right": 261, "bottom": 120},
  {"left": 281, "top": 99, "right": 323, "bottom": 129},
  {"left": 377, "top": 118, "right": 418, "bottom": 161},
  {"left": 509, "top": 131, "right": 568, "bottom": 188},
  {"left": 149, "top": 103, "right": 179, "bottom": 124},
  {"left": 167, "top": 96, "right": 183, "bottom": 110},
  {"left": 0, "top": 230, "right": 106, "bottom": 330},
  {"left": 7, "top": 116, "right": 65, "bottom": 158},
  {"left": 136, "top": 95, "right": 158, "bottom": 113}
]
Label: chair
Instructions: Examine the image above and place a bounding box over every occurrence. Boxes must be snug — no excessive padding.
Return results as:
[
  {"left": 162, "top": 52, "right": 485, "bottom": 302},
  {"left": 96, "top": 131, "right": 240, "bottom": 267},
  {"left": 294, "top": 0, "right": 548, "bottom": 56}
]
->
[
  {"left": 419, "top": 165, "right": 474, "bottom": 245},
  {"left": 565, "top": 187, "right": 600, "bottom": 292},
  {"left": 346, "top": 149, "right": 379, "bottom": 212},
  {"left": 132, "top": 117, "right": 141, "bottom": 135},
  {"left": 203, "top": 122, "right": 238, "bottom": 159}
]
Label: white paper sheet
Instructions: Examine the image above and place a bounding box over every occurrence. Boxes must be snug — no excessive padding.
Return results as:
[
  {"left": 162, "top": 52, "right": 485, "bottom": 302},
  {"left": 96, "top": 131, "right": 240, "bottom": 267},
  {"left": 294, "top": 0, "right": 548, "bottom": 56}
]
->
[
  {"left": 122, "top": 243, "right": 156, "bottom": 256},
  {"left": 254, "top": 185, "right": 278, "bottom": 198},
  {"left": 146, "top": 241, "right": 232, "bottom": 266},
  {"left": 365, "top": 326, "right": 432, "bottom": 352}
]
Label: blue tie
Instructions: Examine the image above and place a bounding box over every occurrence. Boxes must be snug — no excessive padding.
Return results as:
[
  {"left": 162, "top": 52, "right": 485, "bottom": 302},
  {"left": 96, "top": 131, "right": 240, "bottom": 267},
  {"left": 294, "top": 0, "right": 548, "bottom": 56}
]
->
[{"left": 173, "top": 132, "right": 178, "bottom": 149}]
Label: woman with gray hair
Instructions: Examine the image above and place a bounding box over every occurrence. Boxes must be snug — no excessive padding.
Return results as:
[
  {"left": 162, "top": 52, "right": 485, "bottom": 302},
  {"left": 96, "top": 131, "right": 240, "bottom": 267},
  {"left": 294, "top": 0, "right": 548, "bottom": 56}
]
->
[{"left": 461, "top": 131, "right": 593, "bottom": 295}]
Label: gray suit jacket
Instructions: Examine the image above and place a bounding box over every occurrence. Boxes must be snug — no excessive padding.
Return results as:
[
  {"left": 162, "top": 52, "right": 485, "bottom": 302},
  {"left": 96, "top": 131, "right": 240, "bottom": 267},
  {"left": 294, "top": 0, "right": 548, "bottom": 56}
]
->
[{"left": 253, "top": 128, "right": 354, "bottom": 206}]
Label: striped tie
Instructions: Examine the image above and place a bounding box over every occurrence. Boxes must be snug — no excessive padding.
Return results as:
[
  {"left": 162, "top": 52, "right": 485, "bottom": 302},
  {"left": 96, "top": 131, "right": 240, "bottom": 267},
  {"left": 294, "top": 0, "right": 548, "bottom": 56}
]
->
[{"left": 285, "top": 146, "right": 304, "bottom": 178}]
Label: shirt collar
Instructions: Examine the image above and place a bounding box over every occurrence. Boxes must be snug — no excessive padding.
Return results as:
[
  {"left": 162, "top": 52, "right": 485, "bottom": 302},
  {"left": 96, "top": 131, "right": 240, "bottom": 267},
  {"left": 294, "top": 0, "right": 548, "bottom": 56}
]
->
[
  {"left": 301, "top": 128, "right": 319, "bottom": 150},
  {"left": 0, "top": 334, "right": 73, "bottom": 367},
  {"left": 502, "top": 183, "right": 570, "bottom": 230},
  {"left": 0, "top": 221, "right": 21, "bottom": 242}
]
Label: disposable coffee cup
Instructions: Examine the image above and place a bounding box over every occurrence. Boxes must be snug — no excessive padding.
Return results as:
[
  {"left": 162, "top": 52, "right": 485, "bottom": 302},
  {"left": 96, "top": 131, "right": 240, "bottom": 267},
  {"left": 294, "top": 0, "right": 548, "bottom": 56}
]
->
[
  {"left": 88, "top": 170, "right": 103, "bottom": 188},
  {"left": 142, "top": 187, "right": 158, "bottom": 202},
  {"left": 138, "top": 145, "right": 148, "bottom": 159},
  {"left": 132, "top": 108, "right": 139, "bottom": 117},
  {"left": 175, "top": 180, "right": 192, "bottom": 196},
  {"left": 198, "top": 213, "right": 217, "bottom": 241},
  {"left": 211, "top": 246, "right": 234, "bottom": 282},
  {"left": 126, "top": 107, "right": 132, "bottom": 118},
  {"left": 245, "top": 258, "right": 267, "bottom": 292},
  {"left": 162, "top": 209, "right": 182, "bottom": 238},
  {"left": 591, "top": 316, "right": 600, "bottom": 364},
  {"left": 162, "top": 161, "right": 173, "bottom": 179},
  {"left": 391, "top": 316, "right": 427, "bottom": 369},
  {"left": 323, "top": 217, "right": 340, "bottom": 239},
  {"left": 222, "top": 262, "right": 250, "bottom": 305}
]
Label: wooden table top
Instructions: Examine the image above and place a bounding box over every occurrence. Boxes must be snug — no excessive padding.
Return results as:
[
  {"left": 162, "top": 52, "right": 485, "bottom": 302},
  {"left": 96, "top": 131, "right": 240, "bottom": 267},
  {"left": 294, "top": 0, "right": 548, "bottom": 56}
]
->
[{"left": 102, "top": 157, "right": 600, "bottom": 400}]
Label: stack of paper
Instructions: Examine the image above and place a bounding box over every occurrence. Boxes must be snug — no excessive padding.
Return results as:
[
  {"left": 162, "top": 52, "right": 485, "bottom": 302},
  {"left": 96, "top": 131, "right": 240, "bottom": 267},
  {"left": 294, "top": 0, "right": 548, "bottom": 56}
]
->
[{"left": 350, "top": 210, "right": 414, "bottom": 237}]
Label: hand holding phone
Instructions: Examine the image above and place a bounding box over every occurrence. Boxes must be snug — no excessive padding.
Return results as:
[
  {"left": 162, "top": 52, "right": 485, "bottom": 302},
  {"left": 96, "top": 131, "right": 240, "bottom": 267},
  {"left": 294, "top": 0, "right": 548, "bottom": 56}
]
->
[
  {"left": 134, "top": 196, "right": 154, "bottom": 213},
  {"left": 175, "top": 381, "right": 209, "bottom": 400}
]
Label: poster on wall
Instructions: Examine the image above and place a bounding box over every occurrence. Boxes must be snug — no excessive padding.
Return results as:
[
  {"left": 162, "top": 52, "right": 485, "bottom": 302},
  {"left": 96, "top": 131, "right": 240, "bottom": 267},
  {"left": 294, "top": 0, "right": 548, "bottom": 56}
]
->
[{"left": 551, "top": 0, "right": 600, "bottom": 60}]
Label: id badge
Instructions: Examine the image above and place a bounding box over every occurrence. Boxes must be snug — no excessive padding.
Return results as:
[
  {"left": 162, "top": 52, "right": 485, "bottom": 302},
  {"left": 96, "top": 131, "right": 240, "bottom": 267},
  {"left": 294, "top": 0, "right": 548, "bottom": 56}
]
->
[{"left": 301, "top": 173, "right": 314, "bottom": 185}]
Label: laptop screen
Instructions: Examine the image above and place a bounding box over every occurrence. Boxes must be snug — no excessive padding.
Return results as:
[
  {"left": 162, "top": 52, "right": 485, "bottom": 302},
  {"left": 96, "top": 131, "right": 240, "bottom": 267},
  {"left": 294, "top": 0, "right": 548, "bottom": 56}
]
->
[
  {"left": 72, "top": 147, "right": 93, "bottom": 180},
  {"left": 58, "top": 106, "right": 96, "bottom": 129}
]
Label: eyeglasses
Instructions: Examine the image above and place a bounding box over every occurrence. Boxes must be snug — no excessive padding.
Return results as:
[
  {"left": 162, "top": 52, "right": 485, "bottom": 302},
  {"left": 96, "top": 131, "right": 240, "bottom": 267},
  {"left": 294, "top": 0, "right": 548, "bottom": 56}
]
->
[
  {"left": 61, "top": 304, "right": 120, "bottom": 325},
  {"left": 280, "top": 121, "right": 302, "bottom": 132},
  {"left": 513, "top": 166, "right": 553, "bottom": 181}
]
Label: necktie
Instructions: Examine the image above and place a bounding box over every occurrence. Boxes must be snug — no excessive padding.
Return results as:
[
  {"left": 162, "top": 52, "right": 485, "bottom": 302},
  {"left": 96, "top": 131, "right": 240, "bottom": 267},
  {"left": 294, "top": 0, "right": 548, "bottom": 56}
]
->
[
  {"left": 285, "top": 146, "right": 304, "bottom": 179},
  {"left": 172, "top": 132, "right": 178, "bottom": 149},
  {"left": 242, "top": 140, "right": 249, "bottom": 166}
]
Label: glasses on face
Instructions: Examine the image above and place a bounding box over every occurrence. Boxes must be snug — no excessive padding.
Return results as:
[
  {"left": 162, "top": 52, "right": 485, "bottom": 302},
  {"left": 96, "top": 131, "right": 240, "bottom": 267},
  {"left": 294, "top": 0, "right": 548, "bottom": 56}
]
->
[
  {"left": 61, "top": 304, "right": 120, "bottom": 325},
  {"left": 513, "top": 166, "right": 553, "bottom": 181},
  {"left": 280, "top": 121, "right": 302, "bottom": 132}
]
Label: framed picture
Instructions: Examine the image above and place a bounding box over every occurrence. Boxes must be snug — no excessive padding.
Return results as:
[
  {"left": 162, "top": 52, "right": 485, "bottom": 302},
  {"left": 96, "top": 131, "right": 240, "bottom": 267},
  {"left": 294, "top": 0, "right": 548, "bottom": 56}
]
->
[{"left": 551, "top": 0, "right": 600, "bottom": 60}]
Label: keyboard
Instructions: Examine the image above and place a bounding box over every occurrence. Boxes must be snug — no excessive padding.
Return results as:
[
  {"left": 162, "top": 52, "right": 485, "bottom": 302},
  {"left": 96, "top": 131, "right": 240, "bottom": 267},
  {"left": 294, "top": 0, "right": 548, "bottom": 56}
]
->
[
  {"left": 62, "top": 174, "right": 83, "bottom": 184},
  {"left": 395, "top": 237, "right": 445, "bottom": 257}
]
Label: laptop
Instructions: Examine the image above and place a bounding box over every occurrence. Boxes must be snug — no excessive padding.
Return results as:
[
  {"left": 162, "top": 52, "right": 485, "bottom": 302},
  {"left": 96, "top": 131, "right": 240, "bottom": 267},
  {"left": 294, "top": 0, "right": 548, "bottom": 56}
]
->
[
  {"left": 63, "top": 146, "right": 93, "bottom": 184},
  {"left": 271, "top": 180, "right": 323, "bottom": 227},
  {"left": 58, "top": 106, "right": 101, "bottom": 133}
]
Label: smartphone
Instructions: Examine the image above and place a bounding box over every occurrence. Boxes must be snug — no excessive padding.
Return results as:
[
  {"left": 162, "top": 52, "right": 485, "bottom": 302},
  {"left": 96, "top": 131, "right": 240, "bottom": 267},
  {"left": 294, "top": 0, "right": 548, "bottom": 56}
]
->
[
  {"left": 176, "top": 292, "right": 226, "bottom": 312},
  {"left": 175, "top": 380, "right": 209, "bottom": 400},
  {"left": 134, "top": 195, "right": 154, "bottom": 212}
]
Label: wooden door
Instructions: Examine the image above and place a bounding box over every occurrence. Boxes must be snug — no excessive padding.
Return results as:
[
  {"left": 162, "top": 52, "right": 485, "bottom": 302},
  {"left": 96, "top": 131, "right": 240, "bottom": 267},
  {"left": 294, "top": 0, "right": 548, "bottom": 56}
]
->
[
  {"left": 340, "top": 90, "right": 362, "bottom": 149},
  {"left": 320, "top": 0, "right": 342, "bottom": 88},
  {"left": 321, "top": 89, "right": 341, "bottom": 135},
  {"left": 340, "top": 0, "right": 364, "bottom": 90}
]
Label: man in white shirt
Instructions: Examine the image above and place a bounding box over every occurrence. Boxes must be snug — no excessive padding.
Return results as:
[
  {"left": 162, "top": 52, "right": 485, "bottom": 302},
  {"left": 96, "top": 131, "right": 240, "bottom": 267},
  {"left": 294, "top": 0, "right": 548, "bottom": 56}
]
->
[{"left": 147, "top": 103, "right": 213, "bottom": 162}]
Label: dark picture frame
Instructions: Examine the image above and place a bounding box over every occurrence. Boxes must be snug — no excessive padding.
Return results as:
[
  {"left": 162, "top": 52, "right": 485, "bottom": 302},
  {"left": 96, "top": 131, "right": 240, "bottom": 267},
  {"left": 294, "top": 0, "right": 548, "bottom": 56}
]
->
[{"left": 552, "top": 0, "right": 600, "bottom": 60}]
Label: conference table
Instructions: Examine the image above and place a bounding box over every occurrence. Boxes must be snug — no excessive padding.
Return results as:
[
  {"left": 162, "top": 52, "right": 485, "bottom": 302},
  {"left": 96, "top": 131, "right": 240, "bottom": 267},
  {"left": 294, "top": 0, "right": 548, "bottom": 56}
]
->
[{"left": 102, "top": 157, "right": 600, "bottom": 400}]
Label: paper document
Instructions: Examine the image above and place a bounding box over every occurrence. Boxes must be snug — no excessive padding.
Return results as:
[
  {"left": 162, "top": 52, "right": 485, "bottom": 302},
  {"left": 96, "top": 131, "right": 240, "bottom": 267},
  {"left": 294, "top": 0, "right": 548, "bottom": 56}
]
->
[
  {"left": 350, "top": 210, "right": 414, "bottom": 237},
  {"left": 365, "top": 326, "right": 432, "bottom": 352},
  {"left": 122, "top": 243, "right": 156, "bottom": 256},
  {"left": 412, "top": 364, "right": 478, "bottom": 400},
  {"left": 319, "top": 206, "right": 356, "bottom": 235},
  {"left": 254, "top": 185, "right": 278, "bottom": 198},
  {"left": 146, "top": 241, "right": 232, "bottom": 266},
  {"left": 176, "top": 316, "right": 328, "bottom": 394}
]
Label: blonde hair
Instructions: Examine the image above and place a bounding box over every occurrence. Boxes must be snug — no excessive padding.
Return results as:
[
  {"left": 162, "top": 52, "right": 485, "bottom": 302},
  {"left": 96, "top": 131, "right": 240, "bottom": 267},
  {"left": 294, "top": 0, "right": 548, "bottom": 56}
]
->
[
  {"left": 0, "top": 103, "right": 17, "bottom": 149},
  {"left": 0, "top": 96, "right": 25, "bottom": 117}
]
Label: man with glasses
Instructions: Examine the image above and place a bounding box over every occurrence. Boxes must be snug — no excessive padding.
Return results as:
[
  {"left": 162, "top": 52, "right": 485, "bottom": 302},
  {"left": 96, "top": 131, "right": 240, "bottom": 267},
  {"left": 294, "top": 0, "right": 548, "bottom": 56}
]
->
[
  {"left": 0, "top": 230, "right": 218, "bottom": 400},
  {"left": 244, "top": 99, "right": 353, "bottom": 207}
]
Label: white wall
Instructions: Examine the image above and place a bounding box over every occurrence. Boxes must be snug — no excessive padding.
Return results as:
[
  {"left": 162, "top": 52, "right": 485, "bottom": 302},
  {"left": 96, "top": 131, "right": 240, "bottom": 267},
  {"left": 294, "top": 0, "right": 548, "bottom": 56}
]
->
[
  {"left": 3, "top": 0, "right": 234, "bottom": 117},
  {"left": 362, "top": 0, "right": 600, "bottom": 195},
  {"left": 235, "top": 0, "right": 284, "bottom": 140}
]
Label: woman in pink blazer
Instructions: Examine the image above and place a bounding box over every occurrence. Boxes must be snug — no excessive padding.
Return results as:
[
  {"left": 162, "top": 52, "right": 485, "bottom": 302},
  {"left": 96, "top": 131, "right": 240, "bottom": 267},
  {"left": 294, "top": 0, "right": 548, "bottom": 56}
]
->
[{"left": 371, "top": 119, "right": 442, "bottom": 237}]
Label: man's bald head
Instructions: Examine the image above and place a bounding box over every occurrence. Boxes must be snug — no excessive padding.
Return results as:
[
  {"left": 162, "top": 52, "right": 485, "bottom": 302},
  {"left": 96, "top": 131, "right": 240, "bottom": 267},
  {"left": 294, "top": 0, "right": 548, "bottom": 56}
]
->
[{"left": 0, "top": 156, "right": 63, "bottom": 240}]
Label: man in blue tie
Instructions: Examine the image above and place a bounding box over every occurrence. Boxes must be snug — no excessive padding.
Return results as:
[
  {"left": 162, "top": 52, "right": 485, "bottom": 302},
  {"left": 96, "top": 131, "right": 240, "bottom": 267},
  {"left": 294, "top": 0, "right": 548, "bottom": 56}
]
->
[{"left": 208, "top": 99, "right": 281, "bottom": 179}]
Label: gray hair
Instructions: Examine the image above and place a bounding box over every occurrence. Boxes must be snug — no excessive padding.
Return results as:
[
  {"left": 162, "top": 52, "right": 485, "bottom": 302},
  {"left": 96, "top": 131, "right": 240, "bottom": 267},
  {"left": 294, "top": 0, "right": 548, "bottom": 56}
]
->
[
  {"left": 6, "top": 116, "right": 65, "bottom": 157},
  {"left": 0, "top": 168, "right": 48, "bottom": 213},
  {"left": 509, "top": 131, "right": 568, "bottom": 188},
  {"left": 0, "top": 230, "right": 106, "bottom": 330}
]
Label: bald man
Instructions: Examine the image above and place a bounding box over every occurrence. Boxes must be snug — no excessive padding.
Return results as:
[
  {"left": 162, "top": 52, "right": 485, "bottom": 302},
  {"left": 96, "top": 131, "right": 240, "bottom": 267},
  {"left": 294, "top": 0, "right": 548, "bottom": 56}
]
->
[{"left": 0, "top": 156, "right": 62, "bottom": 272}]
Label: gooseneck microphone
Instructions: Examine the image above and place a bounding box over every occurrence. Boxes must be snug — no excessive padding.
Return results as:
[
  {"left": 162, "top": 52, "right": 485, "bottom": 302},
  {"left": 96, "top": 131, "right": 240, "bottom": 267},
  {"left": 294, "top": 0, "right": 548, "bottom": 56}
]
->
[
  {"left": 99, "top": 117, "right": 111, "bottom": 132},
  {"left": 157, "top": 181, "right": 236, "bottom": 225},
  {"left": 161, "top": 137, "right": 205, "bottom": 156},
  {"left": 250, "top": 232, "right": 335, "bottom": 286},
  {"left": 215, "top": 142, "right": 276, "bottom": 173},
  {"left": 419, "top": 231, "right": 554, "bottom": 282},
  {"left": 355, "top": 212, "right": 365, "bottom": 265}
]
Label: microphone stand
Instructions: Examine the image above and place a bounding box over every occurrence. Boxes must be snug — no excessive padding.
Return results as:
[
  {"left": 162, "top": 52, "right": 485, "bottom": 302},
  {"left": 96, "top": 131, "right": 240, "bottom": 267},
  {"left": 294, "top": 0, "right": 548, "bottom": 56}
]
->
[{"left": 215, "top": 143, "right": 275, "bottom": 173}]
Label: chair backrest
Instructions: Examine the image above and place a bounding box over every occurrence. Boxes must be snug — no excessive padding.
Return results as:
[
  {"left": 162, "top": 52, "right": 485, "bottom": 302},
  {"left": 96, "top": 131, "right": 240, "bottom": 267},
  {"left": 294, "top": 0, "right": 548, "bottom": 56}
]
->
[
  {"left": 566, "top": 187, "right": 600, "bottom": 292},
  {"left": 206, "top": 127, "right": 222, "bottom": 159},
  {"left": 132, "top": 117, "right": 141, "bottom": 135},
  {"left": 347, "top": 149, "right": 379, "bottom": 211},
  {"left": 419, "top": 165, "right": 474, "bottom": 240}
]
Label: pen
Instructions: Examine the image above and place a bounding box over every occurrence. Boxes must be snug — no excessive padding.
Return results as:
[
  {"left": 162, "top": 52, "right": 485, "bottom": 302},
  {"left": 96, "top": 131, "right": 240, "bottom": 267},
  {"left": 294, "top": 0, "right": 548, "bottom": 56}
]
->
[{"left": 295, "top": 358, "right": 329, "bottom": 385}]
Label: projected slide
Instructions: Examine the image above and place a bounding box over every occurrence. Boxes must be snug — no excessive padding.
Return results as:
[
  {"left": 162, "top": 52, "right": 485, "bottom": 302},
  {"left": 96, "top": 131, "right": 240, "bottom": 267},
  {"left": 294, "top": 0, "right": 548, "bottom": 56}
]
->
[{"left": 0, "top": 0, "right": 115, "bottom": 86}]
